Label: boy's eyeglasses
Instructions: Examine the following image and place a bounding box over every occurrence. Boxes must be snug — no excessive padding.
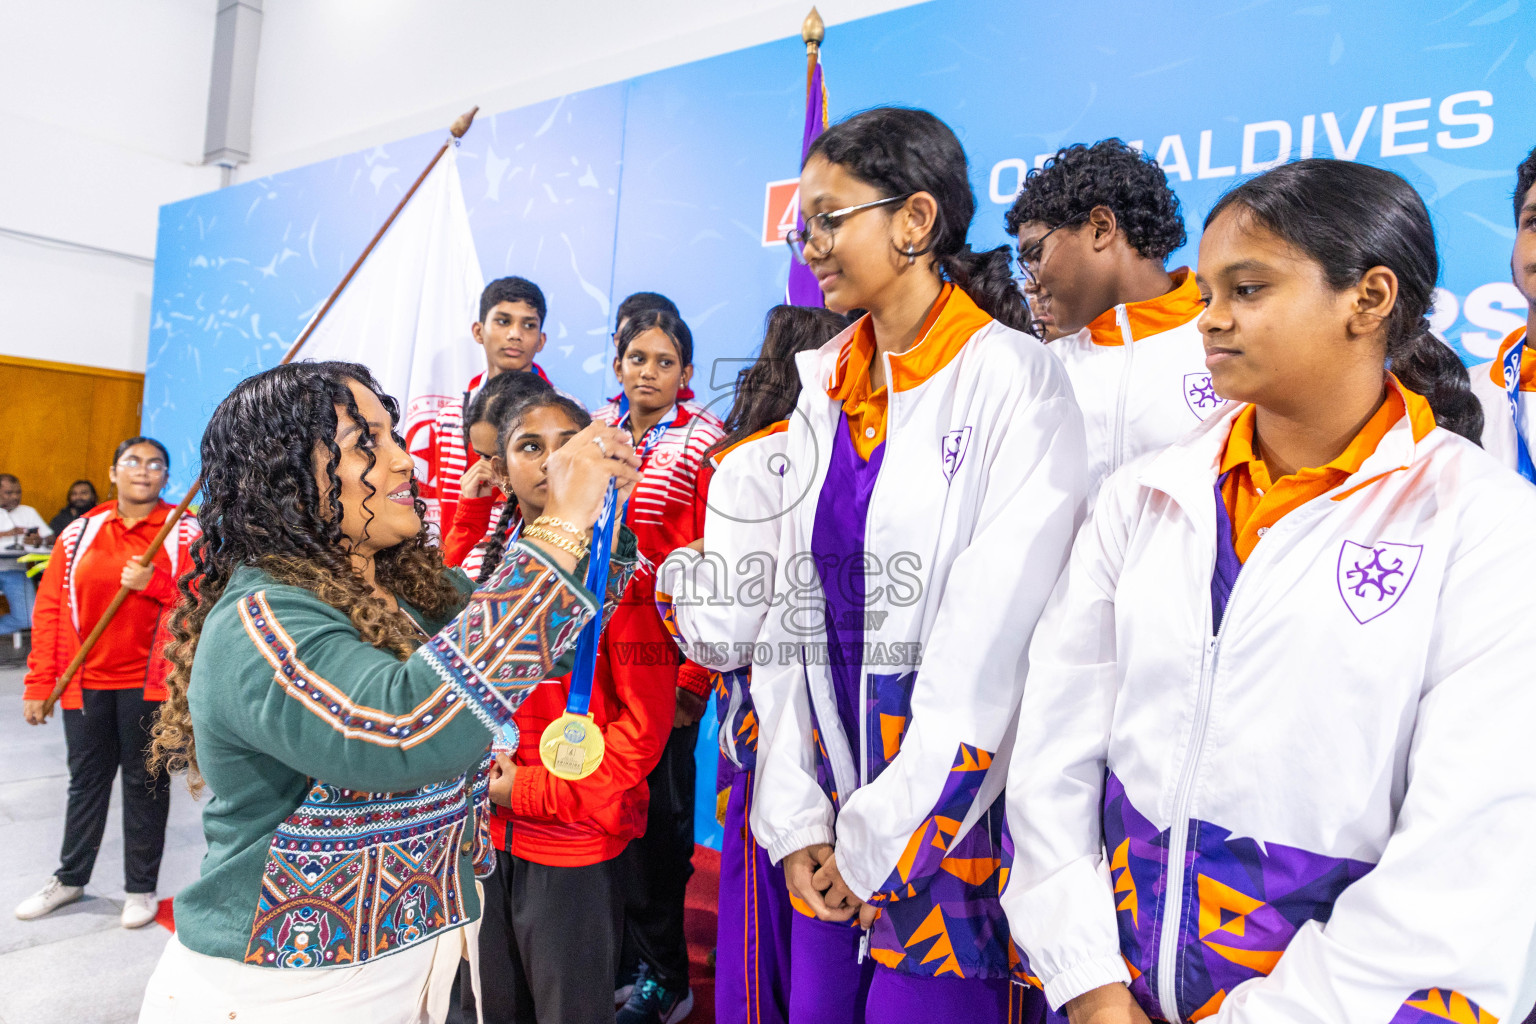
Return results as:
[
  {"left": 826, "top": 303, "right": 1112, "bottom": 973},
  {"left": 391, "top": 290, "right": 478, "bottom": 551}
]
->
[
  {"left": 786, "top": 194, "right": 914, "bottom": 266},
  {"left": 1015, "top": 213, "right": 1089, "bottom": 285}
]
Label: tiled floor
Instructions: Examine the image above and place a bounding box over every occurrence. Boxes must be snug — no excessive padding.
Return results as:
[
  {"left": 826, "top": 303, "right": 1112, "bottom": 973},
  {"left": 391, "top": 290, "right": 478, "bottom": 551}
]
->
[{"left": 0, "top": 665, "right": 206, "bottom": 1024}]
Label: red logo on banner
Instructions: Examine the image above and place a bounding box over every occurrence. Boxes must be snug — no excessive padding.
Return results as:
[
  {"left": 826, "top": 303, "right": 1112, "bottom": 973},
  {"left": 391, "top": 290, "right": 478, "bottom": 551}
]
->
[{"left": 763, "top": 179, "right": 800, "bottom": 247}]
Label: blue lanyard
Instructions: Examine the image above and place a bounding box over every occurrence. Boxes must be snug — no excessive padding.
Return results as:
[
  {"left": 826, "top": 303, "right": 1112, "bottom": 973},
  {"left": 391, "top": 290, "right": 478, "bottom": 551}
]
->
[
  {"left": 628, "top": 411, "right": 677, "bottom": 464},
  {"left": 1501, "top": 334, "right": 1536, "bottom": 483},
  {"left": 565, "top": 482, "right": 619, "bottom": 716}
]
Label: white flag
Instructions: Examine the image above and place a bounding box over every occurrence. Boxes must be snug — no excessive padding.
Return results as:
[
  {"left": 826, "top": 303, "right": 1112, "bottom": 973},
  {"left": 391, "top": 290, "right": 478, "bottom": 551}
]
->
[{"left": 294, "top": 145, "right": 485, "bottom": 525}]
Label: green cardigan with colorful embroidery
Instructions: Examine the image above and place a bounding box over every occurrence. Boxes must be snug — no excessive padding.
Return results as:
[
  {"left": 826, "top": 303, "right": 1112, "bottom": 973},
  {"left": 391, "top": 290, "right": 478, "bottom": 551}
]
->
[{"left": 173, "top": 538, "right": 634, "bottom": 969}]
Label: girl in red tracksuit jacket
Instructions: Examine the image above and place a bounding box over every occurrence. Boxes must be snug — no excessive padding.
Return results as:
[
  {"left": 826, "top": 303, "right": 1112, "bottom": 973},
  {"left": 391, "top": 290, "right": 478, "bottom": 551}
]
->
[
  {"left": 475, "top": 389, "right": 677, "bottom": 1024},
  {"left": 16, "top": 436, "right": 200, "bottom": 930}
]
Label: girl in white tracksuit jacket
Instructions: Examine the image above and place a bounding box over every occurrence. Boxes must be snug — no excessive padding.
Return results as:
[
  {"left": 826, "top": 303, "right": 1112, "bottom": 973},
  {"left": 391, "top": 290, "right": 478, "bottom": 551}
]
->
[
  {"left": 657, "top": 303, "right": 849, "bottom": 1024},
  {"left": 1003, "top": 159, "right": 1536, "bottom": 1024},
  {"left": 751, "top": 107, "right": 1087, "bottom": 1023}
]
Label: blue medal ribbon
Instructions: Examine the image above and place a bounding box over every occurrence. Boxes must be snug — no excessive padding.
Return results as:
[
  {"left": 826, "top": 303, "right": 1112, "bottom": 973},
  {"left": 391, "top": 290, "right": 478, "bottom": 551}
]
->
[
  {"left": 565, "top": 481, "right": 619, "bottom": 716},
  {"left": 562, "top": 410, "right": 668, "bottom": 715},
  {"left": 1501, "top": 334, "right": 1536, "bottom": 484}
]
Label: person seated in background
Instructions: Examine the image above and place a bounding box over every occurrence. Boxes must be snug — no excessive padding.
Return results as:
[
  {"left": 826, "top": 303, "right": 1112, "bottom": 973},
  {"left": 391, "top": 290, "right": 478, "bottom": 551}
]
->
[
  {"left": 49, "top": 479, "right": 100, "bottom": 536},
  {"left": 0, "top": 473, "right": 52, "bottom": 645},
  {"left": 1006, "top": 139, "right": 1209, "bottom": 502},
  {"left": 0, "top": 473, "right": 50, "bottom": 549}
]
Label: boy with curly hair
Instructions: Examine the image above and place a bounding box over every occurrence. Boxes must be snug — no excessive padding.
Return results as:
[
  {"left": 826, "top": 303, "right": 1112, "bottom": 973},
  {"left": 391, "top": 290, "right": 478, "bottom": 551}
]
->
[{"left": 1006, "top": 139, "right": 1210, "bottom": 498}]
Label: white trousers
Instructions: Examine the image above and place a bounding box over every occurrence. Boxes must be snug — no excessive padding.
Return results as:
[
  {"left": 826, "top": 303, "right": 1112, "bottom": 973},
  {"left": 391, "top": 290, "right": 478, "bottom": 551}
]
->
[{"left": 139, "top": 917, "right": 482, "bottom": 1024}]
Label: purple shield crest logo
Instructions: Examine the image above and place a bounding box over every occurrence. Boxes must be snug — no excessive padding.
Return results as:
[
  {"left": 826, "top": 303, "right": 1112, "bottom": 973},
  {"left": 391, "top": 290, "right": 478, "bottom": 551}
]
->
[
  {"left": 940, "top": 426, "right": 972, "bottom": 483},
  {"left": 1184, "top": 372, "right": 1221, "bottom": 419},
  {"left": 1336, "top": 540, "right": 1422, "bottom": 624}
]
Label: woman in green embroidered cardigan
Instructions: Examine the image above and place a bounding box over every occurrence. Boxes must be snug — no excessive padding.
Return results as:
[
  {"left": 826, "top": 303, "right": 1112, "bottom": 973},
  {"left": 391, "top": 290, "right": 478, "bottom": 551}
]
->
[{"left": 137, "top": 361, "right": 641, "bottom": 1024}]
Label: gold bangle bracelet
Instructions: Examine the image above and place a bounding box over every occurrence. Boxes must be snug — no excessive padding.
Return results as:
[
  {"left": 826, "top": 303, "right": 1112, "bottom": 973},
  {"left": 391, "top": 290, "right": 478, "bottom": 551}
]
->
[
  {"left": 522, "top": 527, "right": 590, "bottom": 560},
  {"left": 530, "top": 515, "right": 589, "bottom": 541}
]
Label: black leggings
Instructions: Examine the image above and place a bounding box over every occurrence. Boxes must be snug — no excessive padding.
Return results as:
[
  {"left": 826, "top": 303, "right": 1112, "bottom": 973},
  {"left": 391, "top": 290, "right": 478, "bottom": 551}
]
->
[{"left": 56, "top": 688, "right": 171, "bottom": 893}]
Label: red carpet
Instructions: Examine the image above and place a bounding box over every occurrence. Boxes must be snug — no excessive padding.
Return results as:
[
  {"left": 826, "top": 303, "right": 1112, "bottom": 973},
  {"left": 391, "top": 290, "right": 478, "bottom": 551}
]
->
[
  {"left": 685, "top": 843, "right": 721, "bottom": 1024},
  {"left": 153, "top": 844, "right": 724, "bottom": 1023}
]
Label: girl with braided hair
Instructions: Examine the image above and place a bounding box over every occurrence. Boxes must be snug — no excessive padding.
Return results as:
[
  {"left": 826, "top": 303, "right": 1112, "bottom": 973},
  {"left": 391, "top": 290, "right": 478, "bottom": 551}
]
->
[
  {"left": 138, "top": 360, "right": 640, "bottom": 1023},
  {"left": 440, "top": 368, "right": 554, "bottom": 576}
]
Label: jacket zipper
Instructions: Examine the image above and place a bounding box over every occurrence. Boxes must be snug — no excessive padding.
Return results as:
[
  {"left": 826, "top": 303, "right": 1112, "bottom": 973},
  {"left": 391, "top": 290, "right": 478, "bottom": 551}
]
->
[
  {"left": 1111, "top": 306, "right": 1135, "bottom": 472},
  {"left": 1154, "top": 538, "right": 1254, "bottom": 1023},
  {"left": 857, "top": 353, "right": 897, "bottom": 788}
]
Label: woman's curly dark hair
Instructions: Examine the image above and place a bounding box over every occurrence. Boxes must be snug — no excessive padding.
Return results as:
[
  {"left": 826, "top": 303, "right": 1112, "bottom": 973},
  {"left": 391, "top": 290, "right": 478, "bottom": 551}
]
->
[
  {"left": 149, "top": 361, "right": 463, "bottom": 791},
  {"left": 1003, "top": 139, "right": 1187, "bottom": 263}
]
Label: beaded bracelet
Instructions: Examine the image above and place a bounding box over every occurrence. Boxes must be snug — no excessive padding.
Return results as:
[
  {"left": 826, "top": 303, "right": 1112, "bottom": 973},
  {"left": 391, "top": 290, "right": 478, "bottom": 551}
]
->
[{"left": 522, "top": 526, "right": 591, "bottom": 560}]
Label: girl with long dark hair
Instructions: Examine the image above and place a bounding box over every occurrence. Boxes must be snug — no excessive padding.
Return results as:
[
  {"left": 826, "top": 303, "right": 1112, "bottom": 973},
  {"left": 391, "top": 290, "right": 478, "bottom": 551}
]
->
[
  {"left": 657, "top": 303, "right": 849, "bottom": 1024},
  {"left": 136, "top": 361, "right": 640, "bottom": 1022},
  {"left": 16, "top": 437, "right": 197, "bottom": 930},
  {"left": 1002, "top": 160, "right": 1535, "bottom": 1024},
  {"left": 751, "top": 107, "right": 1088, "bottom": 1022}
]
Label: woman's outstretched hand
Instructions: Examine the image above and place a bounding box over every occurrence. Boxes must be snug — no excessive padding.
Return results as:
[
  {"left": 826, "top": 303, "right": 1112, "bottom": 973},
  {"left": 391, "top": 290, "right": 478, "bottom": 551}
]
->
[{"left": 542, "top": 422, "right": 640, "bottom": 530}]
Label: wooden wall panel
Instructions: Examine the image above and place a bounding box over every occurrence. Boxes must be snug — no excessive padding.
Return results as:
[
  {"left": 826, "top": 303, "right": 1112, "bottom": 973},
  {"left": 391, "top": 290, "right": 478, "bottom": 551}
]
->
[{"left": 0, "top": 356, "right": 145, "bottom": 526}]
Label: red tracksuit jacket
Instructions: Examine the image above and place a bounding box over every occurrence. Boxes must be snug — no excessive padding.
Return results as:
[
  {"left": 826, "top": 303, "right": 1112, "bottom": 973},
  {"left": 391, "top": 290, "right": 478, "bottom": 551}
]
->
[{"left": 492, "top": 568, "right": 678, "bottom": 866}]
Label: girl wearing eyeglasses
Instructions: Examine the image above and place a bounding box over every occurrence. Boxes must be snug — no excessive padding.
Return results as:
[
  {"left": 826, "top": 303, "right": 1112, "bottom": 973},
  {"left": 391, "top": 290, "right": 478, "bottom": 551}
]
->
[
  {"left": 15, "top": 436, "right": 200, "bottom": 931},
  {"left": 753, "top": 106, "right": 1087, "bottom": 1022}
]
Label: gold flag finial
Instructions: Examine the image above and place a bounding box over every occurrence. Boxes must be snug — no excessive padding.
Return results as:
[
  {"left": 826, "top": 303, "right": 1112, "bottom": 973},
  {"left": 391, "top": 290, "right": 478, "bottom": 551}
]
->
[
  {"left": 802, "top": 6, "right": 825, "bottom": 54},
  {"left": 450, "top": 106, "right": 479, "bottom": 139}
]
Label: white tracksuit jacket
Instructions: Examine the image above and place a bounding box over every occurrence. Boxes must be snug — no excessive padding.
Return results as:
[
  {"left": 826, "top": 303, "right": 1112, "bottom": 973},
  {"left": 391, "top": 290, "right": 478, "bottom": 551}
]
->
[
  {"left": 657, "top": 424, "right": 789, "bottom": 772},
  {"left": 1001, "top": 397, "right": 1536, "bottom": 1023},
  {"left": 750, "top": 289, "right": 1088, "bottom": 979},
  {"left": 1470, "top": 326, "right": 1533, "bottom": 476},
  {"left": 1048, "top": 269, "right": 1212, "bottom": 503}
]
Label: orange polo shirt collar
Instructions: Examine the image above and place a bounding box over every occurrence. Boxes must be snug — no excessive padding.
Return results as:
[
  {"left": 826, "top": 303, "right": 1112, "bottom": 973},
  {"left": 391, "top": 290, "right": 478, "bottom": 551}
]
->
[
  {"left": 1085, "top": 267, "right": 1204, "bottom": 347},
  {"left": 1219, "top": 376, "right": 1435, "bottom": 562},
  {"left": 826, "top": 284, "right": 992, "bottom": 459}
]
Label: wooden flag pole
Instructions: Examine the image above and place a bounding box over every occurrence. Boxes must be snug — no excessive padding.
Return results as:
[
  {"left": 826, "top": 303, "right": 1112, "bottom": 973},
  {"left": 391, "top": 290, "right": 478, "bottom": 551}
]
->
[{"left": 40, "top": 106, "right": 480, "bottom": 717}]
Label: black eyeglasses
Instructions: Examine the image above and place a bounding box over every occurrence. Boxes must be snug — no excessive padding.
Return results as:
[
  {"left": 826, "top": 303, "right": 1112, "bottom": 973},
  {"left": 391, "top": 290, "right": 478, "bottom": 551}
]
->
[
  {"left": 116, "top": 456, "right": 167, "bottom": 474},
  {"left": 785, "top": 194, "right": 914, "bottom": 265},
  {"left": 1015, "top": 214, "right": 1089, "bottom": 285}
]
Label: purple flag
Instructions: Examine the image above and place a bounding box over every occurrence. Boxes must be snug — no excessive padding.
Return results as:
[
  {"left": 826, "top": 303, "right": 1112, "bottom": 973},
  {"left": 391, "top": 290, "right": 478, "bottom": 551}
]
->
[{"left": 787, "top": 58, "right": 826, "bottom": 307}]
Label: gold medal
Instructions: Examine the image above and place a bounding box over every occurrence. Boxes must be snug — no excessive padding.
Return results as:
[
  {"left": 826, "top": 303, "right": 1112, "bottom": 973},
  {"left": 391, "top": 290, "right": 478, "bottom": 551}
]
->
[{"left": 539, "top": 711, "right": 605, "bottom": 780}]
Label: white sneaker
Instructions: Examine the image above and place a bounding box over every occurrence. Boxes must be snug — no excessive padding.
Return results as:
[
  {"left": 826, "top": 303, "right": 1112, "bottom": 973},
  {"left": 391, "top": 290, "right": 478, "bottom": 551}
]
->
[
  {"left": 14, "top": 876, "right": 83, "bottom": 920},
  {"left": 121, "top": 891, "right": 159, "bottom": 929}
]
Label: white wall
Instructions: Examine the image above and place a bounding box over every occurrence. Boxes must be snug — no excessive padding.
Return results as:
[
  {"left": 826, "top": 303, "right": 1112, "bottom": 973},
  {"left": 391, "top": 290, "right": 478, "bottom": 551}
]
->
[
  {"left": 0, "top": 0, "right": 221, "bottom": 372},
  {"left": 0, "top": 0, "right": 921, "bottom": 373}
]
